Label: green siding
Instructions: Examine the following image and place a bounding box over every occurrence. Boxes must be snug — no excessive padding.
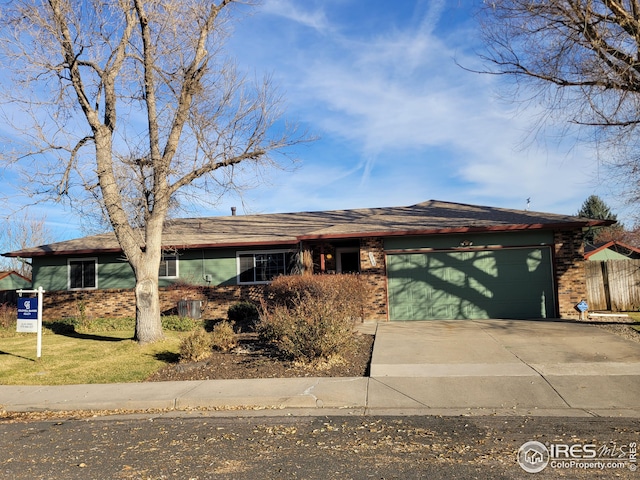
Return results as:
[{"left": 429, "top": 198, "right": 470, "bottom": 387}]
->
[
  {"left": 31, "top": 254, "right": 134, "bottom": 291},
  {"left": 387, "top": 247, "right": 555, "bottom": 320},
  {"left": 32, "top": 257, "right": 68, "bottom": 291},
  {"left": 0, "top": 273, "right": 31, "bottom": 290},
  {"left": 174, "top": 249, "right": 238, "bottom": 287},
  {"left": 31, "top": 248, "right": 244, "bottom": 291},
  {"left": 99, "top": 256, "right": 135, "bottom": 289}
]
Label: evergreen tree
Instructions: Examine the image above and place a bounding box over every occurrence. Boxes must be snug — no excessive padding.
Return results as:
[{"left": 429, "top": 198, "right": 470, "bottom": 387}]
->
[{"left": 576, "top": 195, "right": 622, "bottom": 244}]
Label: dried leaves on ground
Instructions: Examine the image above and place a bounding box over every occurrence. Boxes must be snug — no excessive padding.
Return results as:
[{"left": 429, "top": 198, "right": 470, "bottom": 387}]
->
[{"left": 146, "top": 332, "right": 374, "bottom": 382}]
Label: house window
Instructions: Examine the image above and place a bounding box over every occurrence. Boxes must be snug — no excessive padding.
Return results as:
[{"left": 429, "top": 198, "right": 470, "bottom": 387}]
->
[
  {"left": 68, "top": 258, "right": 97, "bottom": 290},
  {"left": 336, "top": 247, "right": 360, "bottom": 273},
  {"left": 237, "top": 250, "right": 295, "bottom": 284},
  {"left": 159, "top": 254, "right": 178, "bottom": 278}
]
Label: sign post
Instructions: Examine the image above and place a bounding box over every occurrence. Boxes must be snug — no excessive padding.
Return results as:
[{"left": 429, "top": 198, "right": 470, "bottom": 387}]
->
[{"left": 16, "top": 286, "right": 45, "bottom": 359}]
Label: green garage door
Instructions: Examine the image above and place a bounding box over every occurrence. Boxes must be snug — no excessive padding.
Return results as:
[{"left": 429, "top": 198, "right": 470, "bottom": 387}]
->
[{"left": 387, "top": 248, "right": 555, "bottom": 320}]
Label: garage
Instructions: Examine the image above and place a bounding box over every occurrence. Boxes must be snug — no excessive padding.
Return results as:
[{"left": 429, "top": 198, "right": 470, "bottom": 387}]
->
[{"left": 387, "top": 247, "right": 556, "bottom": 320}]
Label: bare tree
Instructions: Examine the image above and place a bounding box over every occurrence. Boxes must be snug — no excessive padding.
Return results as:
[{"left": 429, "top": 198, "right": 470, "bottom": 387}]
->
[
  {"left": 0, "top": 214, "right": 53, "bottom": 278},
  {"left": 478, "top": 0, "right": 640, "bottom": 202},
  {"left": 0, "top": 0, "right": 305, "bottom": 343}
]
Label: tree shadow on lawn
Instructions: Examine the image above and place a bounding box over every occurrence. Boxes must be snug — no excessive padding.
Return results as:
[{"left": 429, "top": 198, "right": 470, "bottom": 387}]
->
[{"left": 44, "top": 321, "right": 131, "bottom": 342}]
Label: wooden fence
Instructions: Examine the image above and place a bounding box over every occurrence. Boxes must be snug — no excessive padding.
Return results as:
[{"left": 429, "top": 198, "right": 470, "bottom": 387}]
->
[{"left": 585, "top": 259, "right": 640, "bottom": 311}]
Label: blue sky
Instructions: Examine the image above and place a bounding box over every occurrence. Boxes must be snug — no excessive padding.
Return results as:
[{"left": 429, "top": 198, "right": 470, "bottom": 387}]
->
[
  {"left": 212, "top": 0, "right": 612, "bottom": 217},
  {"left": 1, "top": 0, "right": 627, "bottom": 242}
]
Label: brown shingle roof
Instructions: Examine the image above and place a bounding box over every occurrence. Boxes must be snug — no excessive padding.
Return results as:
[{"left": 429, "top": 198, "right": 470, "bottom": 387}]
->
[{"left": 2, "top": 200, "right": 611, "bottom": 257}]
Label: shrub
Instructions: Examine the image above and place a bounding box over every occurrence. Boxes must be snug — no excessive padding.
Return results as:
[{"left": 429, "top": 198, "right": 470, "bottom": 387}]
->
[
  {"left": 210, "top": 320, "right": 237, "bottom": 352},
  {"left": 227, "top": 301, "right": 259, "bottom": 332},
  {"left": 76, "top": 317, "right": 135, "bottom": 332},
  {"left": 178, "top": 328, "right": 213, "bottom": 362},
  {"left": 162, "top": 315, "right": 200, "bottom": 332},
  {"left": 265, "top": 274, "right": 370, "bottom": 322},
  {"left": 257, "top": 295, "right": 357, "bottom": 363},
  {"left": 0, "top": 303, "right": 17, "bottom": 330},
  {"left": 258, "top": 274, "right": 370, "bottom": 362}
]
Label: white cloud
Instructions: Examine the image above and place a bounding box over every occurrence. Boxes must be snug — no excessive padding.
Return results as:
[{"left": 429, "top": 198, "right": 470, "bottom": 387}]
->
[
  {"left": 247, "top": 2, "right": 605, "bottom": 218},
  {"left": 261, "top": 0, "right": 331, "bottom": 33}
]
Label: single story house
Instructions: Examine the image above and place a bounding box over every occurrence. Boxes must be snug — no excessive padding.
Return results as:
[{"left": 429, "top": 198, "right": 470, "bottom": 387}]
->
[
  {"left": 0, "top": 270, "right": 31, "bottom": 291},
  {"left": 584, "top": 240, "right": 640, "bottom": 261},
  {"left": 2, "top": 200, "right": 611, "bottom": 321}
]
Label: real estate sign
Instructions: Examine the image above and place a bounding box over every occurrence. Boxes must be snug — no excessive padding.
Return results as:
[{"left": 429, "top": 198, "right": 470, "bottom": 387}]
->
[
  {"left": 17, "top": 297, "right": 38, "bottom": 333},
  {"left": 16, "top": 287, "right": 45, "bottom": 358}
]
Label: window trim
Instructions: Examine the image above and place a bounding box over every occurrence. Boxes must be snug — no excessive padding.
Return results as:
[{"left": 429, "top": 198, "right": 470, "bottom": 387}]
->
[
  {"left": 159, "top": 253, "right": 179, "bottom": 279},
  {"left": 236, "top": 249, "right": 295, "bottom": 285},
  {"left": 67, "top": 257, "right": 98, "bottom": 291}
]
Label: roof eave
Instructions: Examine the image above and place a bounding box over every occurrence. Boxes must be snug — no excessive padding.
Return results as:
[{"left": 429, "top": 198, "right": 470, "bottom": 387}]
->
[
  {"left": 3, "top": 239, "right": 301, "bottom": 258},
  {"left": 2, "top": 247, "right": 125, "bottom": 258},
  {"left": 298, "top": 222, "right": 593, "bottom": 241}
]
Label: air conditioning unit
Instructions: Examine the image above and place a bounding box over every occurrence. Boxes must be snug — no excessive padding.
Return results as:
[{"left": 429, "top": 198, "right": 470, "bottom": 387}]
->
[{"left": 177, "top": 299, "right": 202, "bottom": 319}]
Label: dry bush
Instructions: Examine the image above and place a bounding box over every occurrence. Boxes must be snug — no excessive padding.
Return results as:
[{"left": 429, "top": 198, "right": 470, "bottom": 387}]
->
[
  {"left": 266, "top": 274, "right": 369, "bottom": 321},
  {"left": 0, "top": 303, "right": 17, "bottom": 330},
  {"left": 210, "top": 321, "right": 237, "bottom": 352},
  {"left": 258, "top": 296, "right": 356, "bottom": 362},
  {"left": 258, "top": 274, "right": 369, "bottom": 362},
  {"left": 178, "top": 328, "right": 213, "bottom": 362}
]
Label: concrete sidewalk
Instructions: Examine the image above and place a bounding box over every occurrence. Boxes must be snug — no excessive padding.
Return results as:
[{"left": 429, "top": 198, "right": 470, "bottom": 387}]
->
[{"left": 2, "top": 320, "right": 640, "bottom": 417}]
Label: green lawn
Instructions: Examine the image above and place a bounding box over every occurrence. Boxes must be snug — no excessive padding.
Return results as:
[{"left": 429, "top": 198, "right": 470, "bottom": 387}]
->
[{"left": 0, "top": 325, "right": 185, "bottom": 385}]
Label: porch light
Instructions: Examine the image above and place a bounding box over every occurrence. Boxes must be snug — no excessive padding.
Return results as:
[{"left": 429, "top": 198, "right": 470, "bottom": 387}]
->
[{"left": 460, "top": 240, "right": 473, "bottom": 247}]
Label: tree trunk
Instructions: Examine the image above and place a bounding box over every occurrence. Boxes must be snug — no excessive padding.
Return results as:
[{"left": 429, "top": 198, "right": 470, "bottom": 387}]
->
[
  {"left": 134, "top": 276, "right": 164, "bottom": 344},
  {"left": 133, "top": 259, "right": 164, "bottom": 344}
]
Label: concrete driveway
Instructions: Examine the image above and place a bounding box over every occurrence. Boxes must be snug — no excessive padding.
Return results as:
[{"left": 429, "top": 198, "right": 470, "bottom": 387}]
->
[{"left": 368, "top": 319, "right": 640, "bottom": 416}]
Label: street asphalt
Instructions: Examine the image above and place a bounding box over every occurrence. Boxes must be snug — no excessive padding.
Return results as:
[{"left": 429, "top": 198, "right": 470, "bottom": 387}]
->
[{"left": 2, "top": 319, "right": 640, "bottom": 417}]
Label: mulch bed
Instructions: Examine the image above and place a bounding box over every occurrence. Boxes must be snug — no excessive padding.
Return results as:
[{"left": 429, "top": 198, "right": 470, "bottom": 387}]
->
[{"left": 146, "top": 332, "right": 374, "bottom": 382}]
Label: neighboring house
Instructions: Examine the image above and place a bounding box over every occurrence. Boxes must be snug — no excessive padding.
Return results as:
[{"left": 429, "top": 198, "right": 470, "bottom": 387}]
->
[
  {"left": 584, "top": 241, "right": 640, "bottom": 261},
  {"left": 0, "top": 270, "right": 31, "bottom": 290},
  {"left": 2, "top": 200, "right": 611, "bottom": 321},
  {"left": 0, "top": 270, "right": 32, "bottom": 304}
]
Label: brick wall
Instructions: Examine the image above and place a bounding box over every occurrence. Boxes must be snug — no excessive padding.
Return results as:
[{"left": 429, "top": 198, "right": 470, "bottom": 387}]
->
[
  {"left": 359, "top": 237, "right": 388, "bottom": 320},
  {"left": 43, "top": 289, "right": 136, "bottom": 320},
  {"left": 554, "top": 229, "right": 586, "bottom": 320},
  {"left": 43, "top": 284, "right": 267, "bottom": 321}
]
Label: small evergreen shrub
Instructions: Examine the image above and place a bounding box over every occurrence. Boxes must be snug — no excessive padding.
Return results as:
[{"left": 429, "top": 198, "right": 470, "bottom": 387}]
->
[
  {"left": 210, "top": 320, "right": 237, "bottom": 352},
  {"left": 178, "top": 328, "right": 213, "bottom": 362},
  {"left": 227, "top": 301, "right": 259, "bottom": 332}
]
